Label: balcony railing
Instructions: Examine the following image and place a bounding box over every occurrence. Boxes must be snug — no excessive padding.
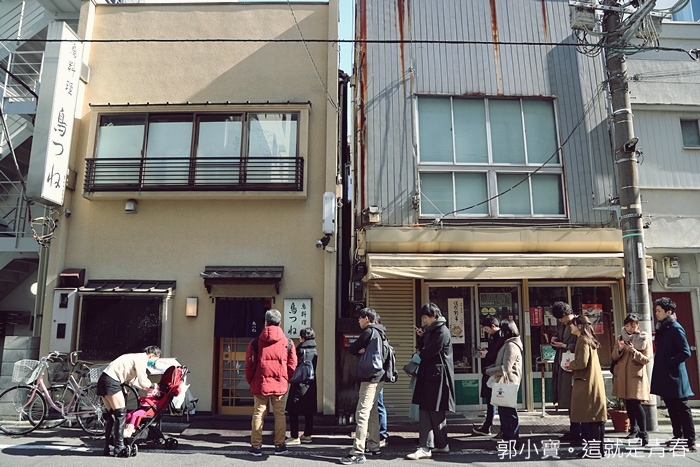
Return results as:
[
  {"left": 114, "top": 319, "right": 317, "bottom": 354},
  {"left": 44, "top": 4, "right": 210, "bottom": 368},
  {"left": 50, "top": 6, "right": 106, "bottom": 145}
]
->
[{"left": 84, "top": 157, "right": 304, "bottom": 193}]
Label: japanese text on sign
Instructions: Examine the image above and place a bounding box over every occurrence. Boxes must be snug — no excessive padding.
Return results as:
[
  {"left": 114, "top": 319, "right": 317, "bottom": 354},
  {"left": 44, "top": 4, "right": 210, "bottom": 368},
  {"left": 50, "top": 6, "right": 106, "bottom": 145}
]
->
[{"left": 283, "top": 298, "right": 311, "bottom": 338}]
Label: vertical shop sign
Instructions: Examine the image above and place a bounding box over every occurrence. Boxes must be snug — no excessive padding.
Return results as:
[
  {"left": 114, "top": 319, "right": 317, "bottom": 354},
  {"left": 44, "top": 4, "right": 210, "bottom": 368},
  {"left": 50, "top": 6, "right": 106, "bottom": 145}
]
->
[
  {"left": 26, "top": 22, "right": 83, "bottom": 206},
  {"left": 283, "top": 298, "right": 311, "bottom": 338},
  {"left": 530, "top": 306, "right": 543, "bottom": 326},
  {"left": 447, "top": 298, "right": 465, "bottom": 344}
]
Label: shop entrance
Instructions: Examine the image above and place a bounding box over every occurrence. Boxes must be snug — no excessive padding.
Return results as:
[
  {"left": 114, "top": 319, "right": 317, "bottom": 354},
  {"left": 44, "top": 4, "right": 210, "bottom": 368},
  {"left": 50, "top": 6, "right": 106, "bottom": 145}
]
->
[
  {"left": 423, "top": 283, "right": 523, "bottom": 410},
  {"left": 214, "top": 298, "right": 271, "bottom": 414}
]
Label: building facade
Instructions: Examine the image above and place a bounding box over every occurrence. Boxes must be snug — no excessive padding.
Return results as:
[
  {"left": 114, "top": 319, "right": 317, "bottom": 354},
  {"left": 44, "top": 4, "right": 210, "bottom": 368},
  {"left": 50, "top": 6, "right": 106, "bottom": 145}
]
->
[
  {"left": 23, "top": 0, "right": 340, "bottom": 414},
  {"left": 349, "top": 0, "right": 643, "bottom": 416}
]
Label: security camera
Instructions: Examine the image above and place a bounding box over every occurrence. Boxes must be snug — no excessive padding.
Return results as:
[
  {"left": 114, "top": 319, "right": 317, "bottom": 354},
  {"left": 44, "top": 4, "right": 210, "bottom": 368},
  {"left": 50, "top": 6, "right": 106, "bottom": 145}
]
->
[
  {"left": 64, "top": 209, "right": 72, "bottom": 218},
  {"left": 315, "top": 238, "right": 324, "bottom": 248}
]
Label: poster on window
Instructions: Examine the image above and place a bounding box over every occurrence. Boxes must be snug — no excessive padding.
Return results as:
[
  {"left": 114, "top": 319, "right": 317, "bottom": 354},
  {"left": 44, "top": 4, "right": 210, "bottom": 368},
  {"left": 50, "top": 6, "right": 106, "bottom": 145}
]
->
[
  {"left": 582, "top": 304, "right": 603, "bottom": 324},
  {"left": 592, "top": 323, "right": 604, "bottom": 335},
  {"left": 530, "top": 307, "right": 543, "bottom": 326},
  {"left": 283, "top": 298, "right": 311, "bottom": 338},
  {"left": 447, "top": 298, "right": 465, "bottom": 344}
]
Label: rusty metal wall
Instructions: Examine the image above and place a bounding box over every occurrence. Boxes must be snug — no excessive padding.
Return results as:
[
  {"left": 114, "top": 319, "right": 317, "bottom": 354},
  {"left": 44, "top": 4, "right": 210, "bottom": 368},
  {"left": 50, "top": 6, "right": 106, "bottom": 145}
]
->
[{"left": 355, "top": 0, "right": 618, "bottom": 227}]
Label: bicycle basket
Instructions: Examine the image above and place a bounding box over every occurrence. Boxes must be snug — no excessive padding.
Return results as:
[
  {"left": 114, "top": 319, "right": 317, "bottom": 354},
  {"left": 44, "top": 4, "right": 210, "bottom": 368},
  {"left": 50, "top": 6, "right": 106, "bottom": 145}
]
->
[
  {"left": 12, "top": 359, "right": 40, "bottom": 384},
  {"left": 89, "top": 364, "right": 108, "bottom": 383},
  {"left": 47, "top": 360, "right": 71, "bottom": 386}
]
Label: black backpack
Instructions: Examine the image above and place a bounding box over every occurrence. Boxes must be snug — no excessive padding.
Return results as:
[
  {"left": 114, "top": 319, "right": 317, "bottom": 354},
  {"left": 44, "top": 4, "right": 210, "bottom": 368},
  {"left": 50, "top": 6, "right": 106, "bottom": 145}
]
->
[{"left": 381, "top": 335, "right": 398, "bottom": 383}]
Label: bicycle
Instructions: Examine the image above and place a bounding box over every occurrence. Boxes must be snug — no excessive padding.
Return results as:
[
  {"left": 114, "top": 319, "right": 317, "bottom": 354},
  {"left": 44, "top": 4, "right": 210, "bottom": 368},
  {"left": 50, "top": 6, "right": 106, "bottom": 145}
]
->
[{"left": 0, "top": 351, "right": 109, "bottom": 435}]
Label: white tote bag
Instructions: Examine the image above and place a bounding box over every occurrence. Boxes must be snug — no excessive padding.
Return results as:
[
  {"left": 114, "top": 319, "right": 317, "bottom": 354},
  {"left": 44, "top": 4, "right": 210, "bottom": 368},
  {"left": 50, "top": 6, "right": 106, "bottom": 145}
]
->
[
  {"left": 490, "top": 377, "right": 519, "bottom": 408},
  {"left": 560, "top": 350, "right": 575, "bottom": 372}
]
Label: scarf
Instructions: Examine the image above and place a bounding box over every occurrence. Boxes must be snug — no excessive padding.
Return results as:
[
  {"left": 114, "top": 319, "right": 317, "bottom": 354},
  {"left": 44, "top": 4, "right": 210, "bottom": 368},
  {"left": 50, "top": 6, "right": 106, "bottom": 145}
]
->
[
  {"left": 620, "top": 327, "right": 647, "bottom": 351},
  {"left": 656, "top": 314, "right": 676, "bottom": 331}
]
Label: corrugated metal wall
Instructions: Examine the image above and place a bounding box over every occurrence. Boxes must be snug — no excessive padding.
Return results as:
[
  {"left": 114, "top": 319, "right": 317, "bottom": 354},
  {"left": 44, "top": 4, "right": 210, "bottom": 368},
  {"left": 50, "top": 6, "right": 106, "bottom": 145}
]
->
[
  {"left": 366, "top": 279, "right": 415, "bottom": 416},
  {"left": 635, "top": 108, "right": 700, "bottom": 188},
  {"left": 356, "top": 0, "right": 617, "bottom": 226}
]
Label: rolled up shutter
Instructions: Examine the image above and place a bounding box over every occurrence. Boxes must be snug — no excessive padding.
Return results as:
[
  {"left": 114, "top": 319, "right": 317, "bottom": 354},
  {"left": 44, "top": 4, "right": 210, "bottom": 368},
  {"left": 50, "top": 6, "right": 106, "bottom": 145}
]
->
[{"left": 366, "top": 279, "right": 415, "bottom": 416}]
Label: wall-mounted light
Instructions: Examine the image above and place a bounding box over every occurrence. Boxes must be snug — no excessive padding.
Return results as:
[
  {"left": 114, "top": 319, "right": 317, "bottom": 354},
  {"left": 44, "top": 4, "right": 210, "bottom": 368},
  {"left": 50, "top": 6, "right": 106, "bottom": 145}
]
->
[
  {"left": 186, "top": 297, "right": 198, "bottom": 317},
  {"left": 125, "top": 199, "right": 138, "bottom": 214}
]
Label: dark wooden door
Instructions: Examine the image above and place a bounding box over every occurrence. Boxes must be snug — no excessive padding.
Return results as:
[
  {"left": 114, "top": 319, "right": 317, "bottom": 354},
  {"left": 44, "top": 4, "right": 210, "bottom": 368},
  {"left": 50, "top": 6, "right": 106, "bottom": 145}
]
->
[{"left": 652, "top": 292, "right": 700, "bottom": 400}]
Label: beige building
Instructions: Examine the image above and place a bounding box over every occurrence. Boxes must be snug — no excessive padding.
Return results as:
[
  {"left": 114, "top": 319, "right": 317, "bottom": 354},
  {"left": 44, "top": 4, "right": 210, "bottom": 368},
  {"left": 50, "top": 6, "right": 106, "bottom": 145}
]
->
[{"left": 33, "top": 1, "right": 340, "bottom": 414}]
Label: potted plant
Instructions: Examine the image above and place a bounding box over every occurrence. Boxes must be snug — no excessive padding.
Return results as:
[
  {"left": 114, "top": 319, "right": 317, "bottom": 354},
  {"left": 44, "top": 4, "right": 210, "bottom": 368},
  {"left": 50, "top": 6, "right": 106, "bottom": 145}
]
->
[{"left": 607, "top": 397, "right": 630, "bottom": 432}]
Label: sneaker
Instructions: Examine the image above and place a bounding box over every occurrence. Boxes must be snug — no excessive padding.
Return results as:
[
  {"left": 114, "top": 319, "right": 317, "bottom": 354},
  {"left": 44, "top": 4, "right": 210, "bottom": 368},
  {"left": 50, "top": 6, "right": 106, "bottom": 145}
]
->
[
  {"left": 285, "top": 437, "right": 301, "bottom": 445},
  {"left": 406, "top": 448, "right": 432, "bottom": 460},
  {"left": 473, "top": 425, "right": 491, "bottom": 436},
  {"left": 249, "top": 446, "right": 262, "bottom": 457},
  {"left": 432, "top": 444, "right": 450, "bottom": 454},
  {"left": 689, "top": 444, "right": 698, "bottom": 452},
  {"left": 275, "top": 445, "right": 289, "bottom": 455},
  {"left": 300, "top": 435, "right": 313, "bottom": 443},
  {"left": 339, "top": 454, "right": 366, "bottom": 465},
  {"left": 364, "top": 449, "right": 382, "bottom": 456},
  {"left": 380, "top": 438, "right": 388, "bottom": 447}
]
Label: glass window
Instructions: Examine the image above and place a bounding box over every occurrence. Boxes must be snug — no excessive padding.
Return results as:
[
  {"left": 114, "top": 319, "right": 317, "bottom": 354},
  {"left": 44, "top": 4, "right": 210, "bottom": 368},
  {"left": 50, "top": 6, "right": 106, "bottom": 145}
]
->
[
  {"left": 672, "top": 0, "right": 700, "bottom": 21},
  {"left": 248, "top": 113, "right": 298, "bottom": 157},
  {"left": 681, "top": 119, "right": 700, "bottom": 147},
  {"left": 528, "top": 286, "right": 568, "bottom": 372},
  {"left": 417, "top": 96, "right": 565, "bottom": 219},
  {"left": 95, "top": 114, "right": 146, "bottom": 159},
  {"left": 490, "top": 100, "right": 525, "bottom": 164},
  {"left": 196, "top": 114, "right": 243, "bottom": 157},
  {"left": 425, "top": 286, "right": 476, "bottom": 374},
  {"left": 571, "top": 286, "right": 614, "bottom": 368}
]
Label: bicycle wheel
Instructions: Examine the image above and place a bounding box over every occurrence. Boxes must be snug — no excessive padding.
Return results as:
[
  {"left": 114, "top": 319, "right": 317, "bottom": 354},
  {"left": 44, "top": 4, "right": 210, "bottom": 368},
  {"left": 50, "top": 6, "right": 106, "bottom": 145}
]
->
[
  {"left": 38, "top": 385, "right": 72, "bottom": 429},
  {"left": 0, "top": 386, "right": 46, "bottom": 435},
  {"left": 75, "top": 384, "right": 106, "bottom": 436},
  {"left": 122, "top": 384, "right": 141, "bottom": 413}
]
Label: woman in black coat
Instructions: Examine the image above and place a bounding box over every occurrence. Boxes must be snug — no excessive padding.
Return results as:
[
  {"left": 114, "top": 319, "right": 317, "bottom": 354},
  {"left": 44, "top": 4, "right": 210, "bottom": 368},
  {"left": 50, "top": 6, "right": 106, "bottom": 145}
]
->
[
  {"left": 406, "top": 303, "right": 455, "bottom": 460},
  {"left": 285, "top": 328, "right": 318, "bottom": 444}
]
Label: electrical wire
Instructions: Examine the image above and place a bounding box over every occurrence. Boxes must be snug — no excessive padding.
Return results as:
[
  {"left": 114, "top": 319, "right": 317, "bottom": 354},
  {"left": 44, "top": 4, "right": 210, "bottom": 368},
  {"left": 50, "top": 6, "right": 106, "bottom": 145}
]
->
[{"left": 286, "top": 0, "right": 339, "bottom": 113}]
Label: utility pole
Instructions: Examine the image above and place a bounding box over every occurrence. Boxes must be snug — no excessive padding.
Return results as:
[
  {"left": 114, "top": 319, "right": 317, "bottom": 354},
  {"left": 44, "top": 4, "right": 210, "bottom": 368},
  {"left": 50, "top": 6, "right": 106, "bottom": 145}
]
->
[{"left": 602, "top": 0, "right": 657, "bottom": 431}]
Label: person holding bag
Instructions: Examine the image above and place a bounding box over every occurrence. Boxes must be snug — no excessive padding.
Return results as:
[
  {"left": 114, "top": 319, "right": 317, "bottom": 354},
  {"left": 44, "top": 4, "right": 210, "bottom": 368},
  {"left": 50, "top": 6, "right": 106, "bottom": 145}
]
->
[
  {"left": 550, "top": 301, "right": 581, "bottom": 443},
  {"left": 611, "top": 313, "right": 651, "bottom": 445},
  {"left": 568, "top": 315, "right": 607, "bottom": 453},
  {"left": 285, "top": 327, "right": 318, "bottom": 445},
  {"left": 484, "top": 320, "right": 523, "bottom": 442}
]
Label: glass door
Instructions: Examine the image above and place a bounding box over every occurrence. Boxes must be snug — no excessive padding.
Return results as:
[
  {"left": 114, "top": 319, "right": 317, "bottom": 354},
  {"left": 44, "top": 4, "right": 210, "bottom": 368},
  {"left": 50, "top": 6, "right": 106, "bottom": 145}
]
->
[{"left": 219, "top": 337, "right": 255, "bottom": 414}]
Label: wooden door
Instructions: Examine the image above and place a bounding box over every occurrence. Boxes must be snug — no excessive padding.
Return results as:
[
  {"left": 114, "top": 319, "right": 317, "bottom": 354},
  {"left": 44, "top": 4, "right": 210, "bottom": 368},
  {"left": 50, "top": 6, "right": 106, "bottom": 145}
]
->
[
  {"left": 218, "top": 337, "right": 257, "bottom": 414},
  {"left": 652, "top": 292, "right": 700, "bottom": 400}
]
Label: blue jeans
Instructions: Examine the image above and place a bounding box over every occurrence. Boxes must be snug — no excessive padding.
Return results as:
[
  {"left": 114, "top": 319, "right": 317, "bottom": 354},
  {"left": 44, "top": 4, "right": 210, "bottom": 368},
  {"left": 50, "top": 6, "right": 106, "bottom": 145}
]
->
[
  {"left": 377, "top": 389, "right": 388, "bottom": 440},
  {"left": 497, "top": 406, "right": 519, "bottom": 440}
]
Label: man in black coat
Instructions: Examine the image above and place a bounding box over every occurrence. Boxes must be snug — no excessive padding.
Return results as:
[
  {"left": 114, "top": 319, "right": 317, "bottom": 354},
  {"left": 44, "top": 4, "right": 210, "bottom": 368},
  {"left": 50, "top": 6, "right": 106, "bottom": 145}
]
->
[
  {"left": 473, "top": 316, "right": 505, "bottom": 436},
  {"left": 651, "top": 297, "right": 696, "bottom": 452}
]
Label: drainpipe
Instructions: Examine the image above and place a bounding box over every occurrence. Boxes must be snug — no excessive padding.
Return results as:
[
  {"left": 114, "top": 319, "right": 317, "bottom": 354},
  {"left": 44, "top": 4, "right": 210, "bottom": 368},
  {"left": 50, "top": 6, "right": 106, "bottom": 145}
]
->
[{"left": 32, "top": 206, "right": 50, "bottom": 337}]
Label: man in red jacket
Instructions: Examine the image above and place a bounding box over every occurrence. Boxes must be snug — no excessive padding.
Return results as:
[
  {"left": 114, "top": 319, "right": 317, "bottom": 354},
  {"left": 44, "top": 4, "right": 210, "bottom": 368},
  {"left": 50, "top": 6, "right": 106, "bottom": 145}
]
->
[{"left": 245, "top": 309, "right": 297, "bottom": 456}]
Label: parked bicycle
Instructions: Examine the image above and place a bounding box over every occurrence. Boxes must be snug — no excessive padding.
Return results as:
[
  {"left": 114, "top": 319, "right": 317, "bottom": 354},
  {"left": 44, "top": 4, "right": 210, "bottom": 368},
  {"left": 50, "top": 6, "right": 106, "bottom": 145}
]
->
[{"left": 0, "top": 350, "right": 136, "bottom": 436}]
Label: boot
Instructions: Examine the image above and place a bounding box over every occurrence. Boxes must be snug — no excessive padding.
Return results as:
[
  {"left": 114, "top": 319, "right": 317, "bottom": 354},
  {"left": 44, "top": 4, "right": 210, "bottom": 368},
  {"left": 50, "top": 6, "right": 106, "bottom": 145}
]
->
[
  {"left": 112, "top": 407, "right": 129, "bottom": 457},
  {"left": 103, "top": 409, "right": 114, "bottom": 456}
]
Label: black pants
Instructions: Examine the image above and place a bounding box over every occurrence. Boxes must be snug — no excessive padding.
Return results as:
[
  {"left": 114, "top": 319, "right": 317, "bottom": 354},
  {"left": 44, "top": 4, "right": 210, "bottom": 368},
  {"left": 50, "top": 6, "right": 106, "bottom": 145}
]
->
[
  {"left": 625, "top": 399, "right": 647, "bottom": 439},
  {"left": 289, "top": 413, "right": 314, "bottom": 438},
  {"left": 665, "top": 397, "right": 696, "bottom": 444}
]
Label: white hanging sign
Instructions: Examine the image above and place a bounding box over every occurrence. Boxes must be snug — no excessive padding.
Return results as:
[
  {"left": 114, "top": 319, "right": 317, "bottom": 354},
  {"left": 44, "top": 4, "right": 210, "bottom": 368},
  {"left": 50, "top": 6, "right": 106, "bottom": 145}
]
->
[
  {"left": 283, "top": 298, "right": 311, "bottom": 338},
  {"left": 26, "top": 22, "right": 83, "bottom": 206}
]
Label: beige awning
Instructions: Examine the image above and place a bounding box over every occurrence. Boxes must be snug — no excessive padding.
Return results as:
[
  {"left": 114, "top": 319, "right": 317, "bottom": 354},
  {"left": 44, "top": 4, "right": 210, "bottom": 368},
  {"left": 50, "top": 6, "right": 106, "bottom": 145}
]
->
[{"left": 366, "top": 253, "right": 652, "bottom": 281}]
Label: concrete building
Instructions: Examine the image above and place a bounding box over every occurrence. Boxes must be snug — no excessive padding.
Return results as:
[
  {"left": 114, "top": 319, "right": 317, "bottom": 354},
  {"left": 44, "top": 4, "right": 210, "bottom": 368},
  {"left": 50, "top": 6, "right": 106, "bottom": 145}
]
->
[{"left": 1, "top": 0, "right": 342, "bottom": 415}]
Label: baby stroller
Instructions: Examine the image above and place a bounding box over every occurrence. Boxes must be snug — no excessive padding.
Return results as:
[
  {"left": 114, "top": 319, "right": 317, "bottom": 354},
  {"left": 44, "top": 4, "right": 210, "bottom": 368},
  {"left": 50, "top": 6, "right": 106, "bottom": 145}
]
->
[{"left": 124, "top": 365, "right": 188, "bottom": 453}]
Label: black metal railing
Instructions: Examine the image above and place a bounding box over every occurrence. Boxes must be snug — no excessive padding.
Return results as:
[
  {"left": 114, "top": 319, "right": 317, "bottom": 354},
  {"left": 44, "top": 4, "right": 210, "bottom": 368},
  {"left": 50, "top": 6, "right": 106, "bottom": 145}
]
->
[{"left": 84, "top": 156, "right": 304, "bottom": 192}]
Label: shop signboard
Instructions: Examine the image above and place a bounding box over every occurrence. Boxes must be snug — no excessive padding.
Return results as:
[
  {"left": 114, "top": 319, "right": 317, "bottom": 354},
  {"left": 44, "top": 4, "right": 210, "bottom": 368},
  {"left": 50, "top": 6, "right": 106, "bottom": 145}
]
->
[
  {"left": 283, "top": 298, "right": 311, "bottom": 338},
  {"left": 447, "top": 298, "right": 465, "bottom": 344}
]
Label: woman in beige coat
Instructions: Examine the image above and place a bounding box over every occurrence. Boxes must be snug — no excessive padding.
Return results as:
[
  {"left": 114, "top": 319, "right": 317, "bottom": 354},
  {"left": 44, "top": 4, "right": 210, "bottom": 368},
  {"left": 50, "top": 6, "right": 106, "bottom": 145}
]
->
[
  {"left": 611, "top": 313, "right": 651, "bottom": 445},
  {"left": 568, "top": 316, "right": 607, "bottom": 446}
]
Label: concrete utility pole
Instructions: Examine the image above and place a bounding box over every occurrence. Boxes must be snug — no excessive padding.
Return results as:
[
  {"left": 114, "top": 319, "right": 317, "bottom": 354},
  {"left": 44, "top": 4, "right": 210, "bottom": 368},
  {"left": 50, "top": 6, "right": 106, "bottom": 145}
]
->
[{"left": 602, "top": 0, "right": 657, "bottom": 431}]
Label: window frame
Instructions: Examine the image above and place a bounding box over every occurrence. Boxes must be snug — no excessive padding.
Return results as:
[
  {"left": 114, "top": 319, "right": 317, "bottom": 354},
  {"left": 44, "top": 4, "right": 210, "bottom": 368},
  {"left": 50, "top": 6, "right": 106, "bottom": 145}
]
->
[
  {"left": 680, "top": 118, "right": 700, "bottom": 149},
  {"left": 86, "top": 104, "right": 309, "bottom": 198},
  {"left": 416, "top": 96, "right": 567, "bottom": 219}
]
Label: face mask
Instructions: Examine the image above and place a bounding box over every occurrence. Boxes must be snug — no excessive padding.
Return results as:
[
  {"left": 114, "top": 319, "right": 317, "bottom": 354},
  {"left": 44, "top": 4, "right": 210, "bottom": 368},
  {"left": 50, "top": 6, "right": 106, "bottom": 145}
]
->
[{"left": 147, "top": 359, "right": 156, "bottom": 368}]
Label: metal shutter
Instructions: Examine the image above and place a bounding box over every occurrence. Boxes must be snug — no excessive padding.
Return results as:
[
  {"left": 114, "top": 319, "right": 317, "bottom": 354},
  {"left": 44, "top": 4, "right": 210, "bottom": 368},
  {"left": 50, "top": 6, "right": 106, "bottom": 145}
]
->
[{"left": 367, "top": 279, "right": 415, "bottom": 416}]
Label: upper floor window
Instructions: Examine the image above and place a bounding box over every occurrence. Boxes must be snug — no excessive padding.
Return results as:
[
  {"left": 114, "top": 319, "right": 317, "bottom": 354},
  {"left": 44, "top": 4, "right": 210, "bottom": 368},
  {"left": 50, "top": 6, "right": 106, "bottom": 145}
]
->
[
  {"left": 681, "top": 119, "right": 700, "bottom": 148},
  {"left": 672, "top": 0, "right": 700, "bottom": 21},
  {"left": 86, "top": 111, "right": 303, "bottom": 193},
  {"left": 417, "top": 97, "right": 565, "bottom": 218}
]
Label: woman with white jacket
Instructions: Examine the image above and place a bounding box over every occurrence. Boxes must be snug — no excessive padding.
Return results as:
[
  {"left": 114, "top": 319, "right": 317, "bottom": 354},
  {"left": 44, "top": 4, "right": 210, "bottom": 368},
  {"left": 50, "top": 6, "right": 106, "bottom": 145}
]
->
[{"left": 485, "top": 320, "right": 523, "bottom": 441}]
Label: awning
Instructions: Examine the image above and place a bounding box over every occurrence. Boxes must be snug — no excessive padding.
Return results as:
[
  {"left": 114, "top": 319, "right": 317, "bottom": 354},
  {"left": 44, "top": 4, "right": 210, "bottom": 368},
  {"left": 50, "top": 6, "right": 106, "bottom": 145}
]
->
[
  {"left": 365, "top": 253, "right": 651, "bottom": 281},
  {"left": 79, "top": 280, "right": 176, "bottom": 294},
  {"left": 201, "top": 266, "right": 284, "bottom": 294}
]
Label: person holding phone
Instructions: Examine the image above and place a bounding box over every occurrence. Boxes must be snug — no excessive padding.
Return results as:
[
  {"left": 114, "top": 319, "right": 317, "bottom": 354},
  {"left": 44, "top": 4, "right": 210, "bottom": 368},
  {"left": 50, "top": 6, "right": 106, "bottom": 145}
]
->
[
  {"left": 473, "top": 316, "right": 505, "bottom": 436},
  {"left": 550, "top": 301, "right": 581, "bottom": 444},
  {"left": 611, "top": 313, "right": 651, "bottom": 445}
]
